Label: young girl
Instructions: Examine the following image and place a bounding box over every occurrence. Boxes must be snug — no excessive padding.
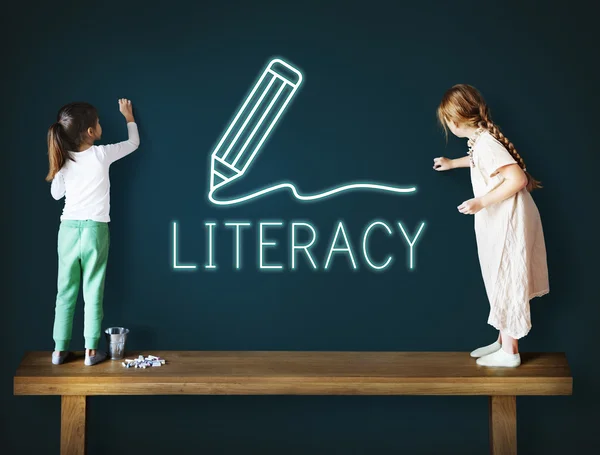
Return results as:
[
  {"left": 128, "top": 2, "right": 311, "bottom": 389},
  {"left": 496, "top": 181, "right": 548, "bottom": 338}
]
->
[
  {"left": 47, "top": 99, "right": 140, "bottom": 366},
  {"left": 433, "top": 84, "right": 549, "bottom": 368}
]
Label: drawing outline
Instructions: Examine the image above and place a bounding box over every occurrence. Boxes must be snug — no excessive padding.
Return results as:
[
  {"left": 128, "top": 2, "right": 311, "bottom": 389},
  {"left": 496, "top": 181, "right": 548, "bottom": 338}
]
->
[{"left": 208, "top": 58, "right": 416, "bottom": 206}]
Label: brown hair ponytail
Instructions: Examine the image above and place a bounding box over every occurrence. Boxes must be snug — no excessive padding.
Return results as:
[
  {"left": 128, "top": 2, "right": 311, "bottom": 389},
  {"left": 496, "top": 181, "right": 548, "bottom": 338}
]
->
[
  {"left": 437, "top": 84, "right": 542, "bottom": 192},
  {"left": 46, "top": 102, "right": 99, "bottom": 181}
]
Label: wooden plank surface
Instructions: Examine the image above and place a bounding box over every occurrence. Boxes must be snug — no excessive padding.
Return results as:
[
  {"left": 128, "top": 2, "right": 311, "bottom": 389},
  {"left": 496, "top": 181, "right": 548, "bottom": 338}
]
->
[
  {"left": 14, "top": 351, "right": 572, "bottom": 396},
  {"left": 489, "top": 396, "right": 517, "bottom": 455},
  {"left": 61, "top": 395, "right": 86, "bottom": 455}
]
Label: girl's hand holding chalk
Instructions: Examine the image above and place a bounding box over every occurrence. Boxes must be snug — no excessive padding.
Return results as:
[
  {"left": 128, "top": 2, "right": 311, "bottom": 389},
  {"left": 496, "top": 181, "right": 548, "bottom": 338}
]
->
[
  {"left": 118, "top": 98, "right": 135, "bottom": 123},
  {"left": 457, "top": 197, "right": 484, "bottom": 215},
  {"left": 433, "top": 157, "right": 452, "bottom": 171}
]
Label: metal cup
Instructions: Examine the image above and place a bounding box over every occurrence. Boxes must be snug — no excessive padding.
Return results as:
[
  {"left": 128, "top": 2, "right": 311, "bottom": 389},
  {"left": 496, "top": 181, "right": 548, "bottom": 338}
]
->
[{"left": 104, "top": 327, "right": 129, "bottom": 360}]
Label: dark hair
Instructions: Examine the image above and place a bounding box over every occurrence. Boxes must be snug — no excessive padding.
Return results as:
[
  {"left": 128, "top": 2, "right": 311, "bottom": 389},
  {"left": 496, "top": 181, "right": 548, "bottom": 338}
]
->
[{"left": 46, "top": 102, "right": 98, "bottom": 181}]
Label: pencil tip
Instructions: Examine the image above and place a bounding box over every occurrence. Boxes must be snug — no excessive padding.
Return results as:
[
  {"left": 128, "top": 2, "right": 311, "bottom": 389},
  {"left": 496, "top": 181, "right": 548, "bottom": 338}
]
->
[{"left": 211, "top": 173, "right": 225, "bottom": 189}]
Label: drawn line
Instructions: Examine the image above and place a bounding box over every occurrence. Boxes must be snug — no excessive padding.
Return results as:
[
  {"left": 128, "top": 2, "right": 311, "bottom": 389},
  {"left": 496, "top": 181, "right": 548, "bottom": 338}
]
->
[{"left": 209, "top": 182, "right": 417, "bottom": 206}]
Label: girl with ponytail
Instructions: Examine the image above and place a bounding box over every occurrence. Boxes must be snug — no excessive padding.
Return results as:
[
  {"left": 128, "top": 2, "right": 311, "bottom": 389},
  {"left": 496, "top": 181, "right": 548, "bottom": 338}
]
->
[
  {"left": 47, "top": 100, "right": 140, "bottom": 366},
  {"left": 434, "top": 84, "right": 548, "bottom": 368}
]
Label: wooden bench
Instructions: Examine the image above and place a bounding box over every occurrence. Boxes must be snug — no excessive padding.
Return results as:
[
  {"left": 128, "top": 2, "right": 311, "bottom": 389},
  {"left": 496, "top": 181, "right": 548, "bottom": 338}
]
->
[{"left": 14, "top": 351, "right": 572, "bottom": 455}]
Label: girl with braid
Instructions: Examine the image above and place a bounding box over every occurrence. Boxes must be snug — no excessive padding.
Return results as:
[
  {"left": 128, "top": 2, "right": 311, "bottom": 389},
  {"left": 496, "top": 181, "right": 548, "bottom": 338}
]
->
[{"left": 434, "top": 84, "right": 548, "bottom": 367}]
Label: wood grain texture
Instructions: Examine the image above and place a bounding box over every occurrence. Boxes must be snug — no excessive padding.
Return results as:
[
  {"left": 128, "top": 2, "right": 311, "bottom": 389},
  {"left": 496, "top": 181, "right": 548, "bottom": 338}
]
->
[
  {"left": 489, "top": 395, "right": 517, "bottom": 455},
  {"left": 61, "top": 395, "right": 86, "bottom": 455},
  {"left": 14, "top": 351, "right": 572, "bottom": 396}
]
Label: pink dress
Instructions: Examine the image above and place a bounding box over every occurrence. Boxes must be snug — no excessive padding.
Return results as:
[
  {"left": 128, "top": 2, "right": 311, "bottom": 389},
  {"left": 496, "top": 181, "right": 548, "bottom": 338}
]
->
[{"left": 470, "top": 131, "right": 549, "bottom": 339}]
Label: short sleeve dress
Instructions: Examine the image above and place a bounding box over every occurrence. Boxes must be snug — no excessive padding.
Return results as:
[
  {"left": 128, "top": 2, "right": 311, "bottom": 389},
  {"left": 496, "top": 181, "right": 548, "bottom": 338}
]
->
[{"left": 469, "top": 130, "right": 549, "bottom": 339}]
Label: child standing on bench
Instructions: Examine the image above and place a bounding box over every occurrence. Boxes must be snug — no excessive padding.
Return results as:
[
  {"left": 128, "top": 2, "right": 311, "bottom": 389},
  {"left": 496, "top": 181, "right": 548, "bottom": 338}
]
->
[
  {"left": 46, "top": 99, "right": 140, "bottom": 366},
  {"left": 433, "top": 84, "right": 549, "bottom": 367}
]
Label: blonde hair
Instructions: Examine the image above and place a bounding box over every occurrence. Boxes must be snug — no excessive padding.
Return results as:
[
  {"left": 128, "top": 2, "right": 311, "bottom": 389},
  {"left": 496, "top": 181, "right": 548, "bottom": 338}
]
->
[{"left": 436, "top": 84, "right": 541, "bottom": 192}]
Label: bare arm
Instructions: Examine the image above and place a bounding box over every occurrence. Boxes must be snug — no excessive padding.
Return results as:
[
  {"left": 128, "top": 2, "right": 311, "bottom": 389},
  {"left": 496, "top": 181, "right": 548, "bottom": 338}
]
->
[
  {"left": 451, "top": 156, "right": 471, "bottom": 169},
  {"left": 480, "top": 163, "right": 528, "bottom": 208},
  {"left": 458, "top": 163, "right": 527, "bottom": 214}
]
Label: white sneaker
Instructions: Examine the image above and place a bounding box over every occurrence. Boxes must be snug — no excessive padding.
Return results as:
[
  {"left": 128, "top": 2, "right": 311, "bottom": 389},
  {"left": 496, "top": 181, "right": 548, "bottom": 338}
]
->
[
  {"left": 470, "top": 341, "right": 502, "bottom": 358},
  {"left": 476, "top": 348, "right": 521, "bottom": 368},
  {"left": 84, "top": 350, "right": 107, "bottom": 366},
  {"left": 51, "top": 351, "right": 71, "bottom": 365}
]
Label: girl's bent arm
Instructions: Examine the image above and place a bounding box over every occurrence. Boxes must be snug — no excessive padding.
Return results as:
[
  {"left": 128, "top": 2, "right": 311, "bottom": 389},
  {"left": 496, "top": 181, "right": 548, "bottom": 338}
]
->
[
  {"left": 481, "top": 164, "right": 528, "bottom": 208},
  {"left": 451, "top": 156, "right": 471, "bottom": 169},
  {"left": 50, "top": 171, "right": 65, "bottom": 200},
  {"left": 101, "top": 122, "right": 140, "bottom": 164}
]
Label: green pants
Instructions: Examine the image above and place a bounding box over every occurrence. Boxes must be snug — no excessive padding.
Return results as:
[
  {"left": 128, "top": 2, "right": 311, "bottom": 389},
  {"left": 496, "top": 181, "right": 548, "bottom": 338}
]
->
[{"left": 53, "top": 220, "right": 110, "bottom": 351}]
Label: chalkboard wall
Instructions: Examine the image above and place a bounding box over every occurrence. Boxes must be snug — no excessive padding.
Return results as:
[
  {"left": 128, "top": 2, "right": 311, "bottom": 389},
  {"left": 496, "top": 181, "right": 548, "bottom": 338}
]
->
[{"left": 3, "top": 0, "right": 598, "bottom": 453}]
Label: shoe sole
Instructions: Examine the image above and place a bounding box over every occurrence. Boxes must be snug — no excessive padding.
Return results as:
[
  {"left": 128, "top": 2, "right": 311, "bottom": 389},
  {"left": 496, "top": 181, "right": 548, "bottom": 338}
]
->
[
  {"left": 470, "top": 347, "right": 502, "bottom": 358},
  {"left": 476, "top": 361, "right": 521, "bottom": 367}
]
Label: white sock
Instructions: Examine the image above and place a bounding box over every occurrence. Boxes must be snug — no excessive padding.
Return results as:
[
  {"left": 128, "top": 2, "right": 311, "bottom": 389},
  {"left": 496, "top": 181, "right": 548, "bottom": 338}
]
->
[
  {"left": 476, "top": 348, "right": 521, "bottom": 368},
  {"left": 470, "top": 340, "right": 502, "bottom": 358}
]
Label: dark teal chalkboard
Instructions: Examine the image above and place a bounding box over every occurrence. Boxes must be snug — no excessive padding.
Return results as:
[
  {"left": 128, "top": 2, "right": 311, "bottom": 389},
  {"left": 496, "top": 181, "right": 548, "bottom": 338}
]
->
[{"left": 2, "top": 0, "right": 598, "bottom": 453}]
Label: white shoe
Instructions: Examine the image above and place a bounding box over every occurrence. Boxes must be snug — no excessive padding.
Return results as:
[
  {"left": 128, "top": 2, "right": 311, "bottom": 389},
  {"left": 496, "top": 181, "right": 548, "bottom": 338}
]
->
[
  {"left": 51, "top": 351, "right": 72, "bottom": 365},
  {"left": 476, "top": 348, "right": 521, "bottom": 368},
  {"left": 84, "top": 350, "right": 107, "bottom": 366},
  {"left": 470, "top": 341, "right": 502, "bottom": 358}
]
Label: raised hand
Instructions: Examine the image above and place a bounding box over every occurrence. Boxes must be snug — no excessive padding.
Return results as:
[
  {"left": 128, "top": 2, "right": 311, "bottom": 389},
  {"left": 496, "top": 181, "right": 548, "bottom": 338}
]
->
[{"left": 118, "top": 99, "right": 135, "bottom": 123}]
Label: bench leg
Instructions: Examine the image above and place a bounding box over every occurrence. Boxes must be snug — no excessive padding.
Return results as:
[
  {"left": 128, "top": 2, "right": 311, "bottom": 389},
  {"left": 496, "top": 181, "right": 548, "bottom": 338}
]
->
[
  {"left": 489, "top": 395, "right": 516, "bottom": 455},
  {"left": 61, "top": 395, "right": 87, "bottom": 455}
]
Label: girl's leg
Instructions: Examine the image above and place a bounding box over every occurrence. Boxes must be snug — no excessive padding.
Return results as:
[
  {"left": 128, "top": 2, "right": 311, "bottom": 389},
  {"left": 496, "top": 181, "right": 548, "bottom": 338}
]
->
[
  {"left": 53, "top": 222, "right": 82, "bottom": 354},
  {"left": 80, "top": 222, "right": 109, "bottom": 358},
  {"left": 500, "top": 331, "right": 519, "bottom": 354}
]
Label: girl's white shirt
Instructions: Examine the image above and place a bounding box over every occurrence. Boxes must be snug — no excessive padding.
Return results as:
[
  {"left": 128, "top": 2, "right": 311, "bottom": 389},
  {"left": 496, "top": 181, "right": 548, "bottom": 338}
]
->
[{"left": 51, "top": 122, "right": 140, "bottom": 222}]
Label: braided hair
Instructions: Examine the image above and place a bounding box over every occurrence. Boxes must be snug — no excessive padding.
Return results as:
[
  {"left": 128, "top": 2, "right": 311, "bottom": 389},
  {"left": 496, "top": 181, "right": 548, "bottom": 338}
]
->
[{"left": 437, "top": 84, "right": 541, "bottom": 191}]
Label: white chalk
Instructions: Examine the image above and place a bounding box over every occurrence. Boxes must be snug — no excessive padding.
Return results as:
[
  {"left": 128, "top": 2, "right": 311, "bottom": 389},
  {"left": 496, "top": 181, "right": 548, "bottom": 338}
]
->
[{"left": 121, "top": 354, "right": 167, "bottom": 368}]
